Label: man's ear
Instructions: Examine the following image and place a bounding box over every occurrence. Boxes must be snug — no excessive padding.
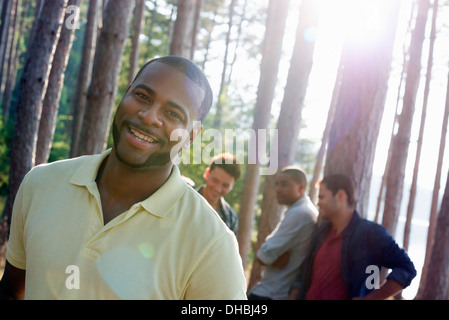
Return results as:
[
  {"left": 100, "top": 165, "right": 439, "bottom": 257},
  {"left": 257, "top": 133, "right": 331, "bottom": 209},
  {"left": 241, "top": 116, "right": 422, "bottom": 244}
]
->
[
  {"left": 189, "top": 123, "right": 203, "bottom": 146},
  {"left": 204, "top": 167, "right": 210, "bottom": 181},
  {"left": 336, "top": 189, "right": 348, "bottom": 204},
  {"left": 298, "top": 182, "right": 306, "bottom": 194}
]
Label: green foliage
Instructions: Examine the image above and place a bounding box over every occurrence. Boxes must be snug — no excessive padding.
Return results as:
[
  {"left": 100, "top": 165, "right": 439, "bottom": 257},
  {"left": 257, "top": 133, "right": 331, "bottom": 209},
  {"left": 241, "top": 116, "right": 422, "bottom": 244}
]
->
[{"left": 0, "top": 116, "right": 12, "bottom": 197}]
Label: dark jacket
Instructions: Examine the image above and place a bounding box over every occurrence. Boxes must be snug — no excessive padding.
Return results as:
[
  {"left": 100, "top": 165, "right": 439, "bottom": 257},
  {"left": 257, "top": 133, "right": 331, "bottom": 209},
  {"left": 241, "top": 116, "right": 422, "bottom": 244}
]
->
[{"left": 293, "top": 211, "right": 416, "bottom": 299}]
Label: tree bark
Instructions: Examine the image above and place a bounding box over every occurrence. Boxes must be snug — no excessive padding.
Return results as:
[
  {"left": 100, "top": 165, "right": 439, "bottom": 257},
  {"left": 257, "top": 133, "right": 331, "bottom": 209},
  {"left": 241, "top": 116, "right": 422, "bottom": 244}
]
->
[
  {"left": 128, "top": 0, "right": 145, "bottom": 84},
  {"left": 247, "top": 0, "right": 319, "bottom": 291},
  {"left": 0, "top": 0, "right": 15, "bottom": 100},
  {"left": 403, "top": 0, "right": 438, "bottom": 251},
  {"left": 77, "top": 0, "right": 133, "bottom": 156},
  {"left": 2, "top": 0, "right": 30, "bottom": 121},
  {"left": 382, "top": 0, "right": 430, "bottom": 237},
  {"left": 35, "top": 0, "right": 80, "bottom": 165},
  {"left": 237, "top": 0, "right": 290, "bottom": 269},
  {"left": 213, "top": 0, "right": 237, "bottom": 128},
  {"left": 169, "top": 0, "right": 195, "bottom": 57},
  {"left": 69, "top": 0, "right": 100, "bottom": 158},
  {"left": 0, "top": 0, "right": 68, "bottom": 249},
  {"left": 416, "top": 64, "right": 449, "bottom": 300},
  {"left": 189, "top": 0, "right": 202, "bottom": 60},
  {"left": 418, "top": 167, "right": 449, "bottom": 300},
  {"left": 325, "top": 0, "right": 401, "bottom": 218}
]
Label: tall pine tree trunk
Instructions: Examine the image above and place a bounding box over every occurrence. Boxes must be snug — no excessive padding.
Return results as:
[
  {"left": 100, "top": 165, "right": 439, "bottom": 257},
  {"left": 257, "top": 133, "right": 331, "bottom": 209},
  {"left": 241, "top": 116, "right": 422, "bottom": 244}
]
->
[
  {"left": 69, "top": 0, "right": 100, "bottom": 157},
  {"left": 325, "top": 0, "right": 401, "bottom": 217},
  {"left": 35, "top": 0, "right": 80, "bottom": 165},
  {"left": 78, "top": 0, "right": 133, "bottom": 156},
  {"left": 169, "top": 0, "right": 195, "bottom": 57},
  {"left": 2, "top": 0, "right": 29, "bottom": 121},
  {"left": 403, "top": 0, "right": 438, "bottom": 251},
  {"left": 213, "top": 0, "right": 237, "bottom": 128},
  {"left": 418, "top": 167, "right": 449, "bottom": 300},
  {"left": 128, "top": 0, "right": 145, "bottom": 84},
  {"left": 0, "top": 0, "right": 68, "bottom": 251},
  {"left": 247, "top": 0, "right": 319, "bottom": 291},
  {"left": 416, "top": 65, "right": 449, "bottom": 299},
  {"left": 382, "top": 0, "right": 430, "bottom": 237},
  {"left": 237, "top": 0, "right": 290, "bottom": 269}
]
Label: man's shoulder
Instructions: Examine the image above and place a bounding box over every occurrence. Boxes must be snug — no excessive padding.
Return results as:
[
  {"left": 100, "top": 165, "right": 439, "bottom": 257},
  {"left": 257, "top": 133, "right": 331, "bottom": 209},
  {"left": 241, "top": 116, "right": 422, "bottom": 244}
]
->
[
  {"left": 349, "top": 213, "right": 393, "bottom": 243},
  {"left": 288, "top": 197, "right": 318, "bottom": 221},
  {"left": 182, "top": 186, "right": 231, "bottom": 223},
  {"left": 26, "top": 154, "right": 94, "bottom": 181}
]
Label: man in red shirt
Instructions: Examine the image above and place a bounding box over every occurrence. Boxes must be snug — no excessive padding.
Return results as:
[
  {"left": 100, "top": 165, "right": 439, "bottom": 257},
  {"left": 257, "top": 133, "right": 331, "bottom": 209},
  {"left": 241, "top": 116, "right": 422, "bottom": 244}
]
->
[{"left": 290, "top": 174, "right": 416, "bottom": 300}]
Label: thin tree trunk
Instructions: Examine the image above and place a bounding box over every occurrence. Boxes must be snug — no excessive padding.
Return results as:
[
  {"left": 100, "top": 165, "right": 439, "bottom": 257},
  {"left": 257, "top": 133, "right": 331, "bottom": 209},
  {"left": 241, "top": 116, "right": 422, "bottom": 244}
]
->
[
  {"left": 200, "top": 7, "right": 218, "bottom": 72},
  {"left": 226, "top": 0, "right": 248, "bottom": 86},
  {"left": 415, "top": 66, "right": 449, "bottom": 300},
  {"left": 213, "top": 0, "right": 237, "bottom": 128},
  {"left": 382, "top": 0, "right": 430, "bottom": 237},
  {"left": 128, "top": 0, "right": 145, "bottom": 84},
  {"left": 77, "top": 0, "right": 133, "bottom": 156},
  {"left": 374, "top": 1, "right": 416, "bottom": 224},
  {"left": 237, "top": 0, "right": 290, "bottom": 269},
  {"left": 403, "top": 0, "right": 438, "bottom": 251},
  {"left": 0, "top": 0, "right": 15, "bottom": 100},
  {"left": 189, "top": 0, "right": 202, "bottom": 60},
  {"left": 2, "top": 0, "right": 30, "bottom": 121},
  {"left": 247, "top": 0, "right": 319, "bottom": 291},
  {"left": 69, "top": 0, "right": 100, "bottom": 158},
  {"left": 0, "top": 1, "right": 13, "bottom": 78},
  {"left": 169, "top": 0, "right": 195, "bottom": 57},
  {"left": 418, "top": 167, "right": 449, "bottom": 300},
  {"left": 0, "top": 0, "right": 68, "bottom": 250},
  {"left": 35, "top": 0, "right": 80, "bottom": 165}
]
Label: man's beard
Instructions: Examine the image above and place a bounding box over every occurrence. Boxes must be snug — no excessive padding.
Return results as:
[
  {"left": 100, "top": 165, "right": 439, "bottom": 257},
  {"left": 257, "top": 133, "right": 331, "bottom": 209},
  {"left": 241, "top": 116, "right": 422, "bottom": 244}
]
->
[{"left": 112, "top": 120, "right": 172, "bottom": 169}]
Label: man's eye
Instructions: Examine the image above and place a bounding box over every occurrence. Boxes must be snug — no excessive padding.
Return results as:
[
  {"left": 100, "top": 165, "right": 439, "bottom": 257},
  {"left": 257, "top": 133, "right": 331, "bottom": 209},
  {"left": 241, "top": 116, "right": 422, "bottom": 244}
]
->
[
  {"left": 167, "top": 110, "right": 182, "bottom": 120},
  {"left": 135, "top": 92, "right": 153, "bottom": 103}
]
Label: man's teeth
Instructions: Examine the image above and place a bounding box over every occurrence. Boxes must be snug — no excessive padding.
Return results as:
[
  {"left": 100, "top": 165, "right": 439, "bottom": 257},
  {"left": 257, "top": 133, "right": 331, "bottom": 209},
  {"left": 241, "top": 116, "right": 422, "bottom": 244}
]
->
[{"left": 130, "top": 127, "right": 157, "bottom": 143}]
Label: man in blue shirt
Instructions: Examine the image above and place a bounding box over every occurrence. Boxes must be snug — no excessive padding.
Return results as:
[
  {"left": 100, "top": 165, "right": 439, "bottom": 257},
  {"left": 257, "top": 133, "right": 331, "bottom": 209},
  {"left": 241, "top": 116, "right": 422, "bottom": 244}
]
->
[
  {"left": 248, "top": 166, "right": 318, "bottom": 300},
  {"left": 290, "top": 174, "right": 416, "bottom": 300}
]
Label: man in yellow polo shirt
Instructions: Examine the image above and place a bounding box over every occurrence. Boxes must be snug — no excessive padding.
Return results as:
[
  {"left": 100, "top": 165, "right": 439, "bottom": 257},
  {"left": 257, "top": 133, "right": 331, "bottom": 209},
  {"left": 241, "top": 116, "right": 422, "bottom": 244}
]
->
[{"left": 0, "top": 56, "right": 247, "bottom": 300}]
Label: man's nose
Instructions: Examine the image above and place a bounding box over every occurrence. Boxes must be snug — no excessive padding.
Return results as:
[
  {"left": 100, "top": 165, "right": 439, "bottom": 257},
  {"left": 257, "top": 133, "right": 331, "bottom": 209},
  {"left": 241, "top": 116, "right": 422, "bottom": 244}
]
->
[{"left": 138, "top": 105, "right": 163, "bottom": 127}]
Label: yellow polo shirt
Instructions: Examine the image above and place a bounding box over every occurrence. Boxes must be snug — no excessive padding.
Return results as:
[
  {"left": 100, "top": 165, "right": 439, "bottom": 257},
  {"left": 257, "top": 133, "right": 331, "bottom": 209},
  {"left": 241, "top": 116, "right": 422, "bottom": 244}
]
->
[{"left": 6, "top": 150, "right": 247, "bottom": 299}]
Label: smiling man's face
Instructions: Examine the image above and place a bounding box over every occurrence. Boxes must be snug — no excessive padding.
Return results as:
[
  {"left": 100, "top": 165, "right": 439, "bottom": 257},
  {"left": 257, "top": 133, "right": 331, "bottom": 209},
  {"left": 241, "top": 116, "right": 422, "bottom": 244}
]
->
[{"left": 112, "top": 61, "right": 205, "bottom": 169}]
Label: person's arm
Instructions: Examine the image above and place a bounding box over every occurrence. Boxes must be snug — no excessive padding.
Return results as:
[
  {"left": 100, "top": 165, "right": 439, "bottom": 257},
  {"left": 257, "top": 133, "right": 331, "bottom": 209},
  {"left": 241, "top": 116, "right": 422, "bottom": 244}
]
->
[
  {"left": 257, "top": 208, "right": 314, "bottom": 267},
  {"left": 353, "top": 279, "right": 403, "bottom": 300},
  {"left": 0, "top": 261, "right": 26, "bottom": 300},
  {"left": 257, "top": 250, "right": 291, "bottom": 269}
]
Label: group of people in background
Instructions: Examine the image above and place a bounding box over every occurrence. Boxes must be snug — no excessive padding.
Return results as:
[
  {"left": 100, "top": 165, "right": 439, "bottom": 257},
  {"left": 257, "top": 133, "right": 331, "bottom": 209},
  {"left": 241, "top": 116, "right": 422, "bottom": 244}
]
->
[
  {"left": 0, "top": 55, "right": 416, "bottom": 300},
  {"left": 186, "top": 151, "right": 416, "bottom": 300}
]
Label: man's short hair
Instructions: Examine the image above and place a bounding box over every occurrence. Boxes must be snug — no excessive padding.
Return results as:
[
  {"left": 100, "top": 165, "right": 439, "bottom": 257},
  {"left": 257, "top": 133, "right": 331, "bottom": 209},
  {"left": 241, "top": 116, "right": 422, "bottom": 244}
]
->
[
  {"left": 279, "top": 166, "right": 307, "bottom": 189},
  {"left": 209, "top": 153, "right": 241, "bottom": 181},
  {"left": 319, "top": 174, "right": 356, "bottom": 207},
  {"left": 132, "top": 56, "right": 213, "bottom": 122}
]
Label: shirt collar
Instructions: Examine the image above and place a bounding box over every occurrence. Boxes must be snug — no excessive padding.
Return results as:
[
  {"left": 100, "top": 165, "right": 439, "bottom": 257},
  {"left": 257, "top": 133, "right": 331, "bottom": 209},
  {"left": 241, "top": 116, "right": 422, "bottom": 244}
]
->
[
  {"left": 342, "top": 210, "right": 361, "bottom": 237},
  {"left": 69, "top": 149, "right": 188, "bottom": 218},
  {"left": 289, "top": 196, "right": 309, "bottom": 209}
]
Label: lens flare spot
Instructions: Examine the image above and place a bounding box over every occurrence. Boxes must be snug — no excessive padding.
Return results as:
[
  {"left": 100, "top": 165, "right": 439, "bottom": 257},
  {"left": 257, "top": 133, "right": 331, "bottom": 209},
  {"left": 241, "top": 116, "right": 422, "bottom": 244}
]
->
[{"left": 138, "top": 242, "right": 154, "bottom": 258}]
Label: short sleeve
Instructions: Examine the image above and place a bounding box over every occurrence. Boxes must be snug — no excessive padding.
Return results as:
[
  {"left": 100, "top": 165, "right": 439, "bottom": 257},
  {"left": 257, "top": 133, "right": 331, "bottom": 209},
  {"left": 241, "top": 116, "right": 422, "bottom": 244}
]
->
[
  {"left": 183, "top": 232, "right": 247, "bottom": 300},
  {"left": 6, "top": 176, "right": 28, "bottom": 270}
]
